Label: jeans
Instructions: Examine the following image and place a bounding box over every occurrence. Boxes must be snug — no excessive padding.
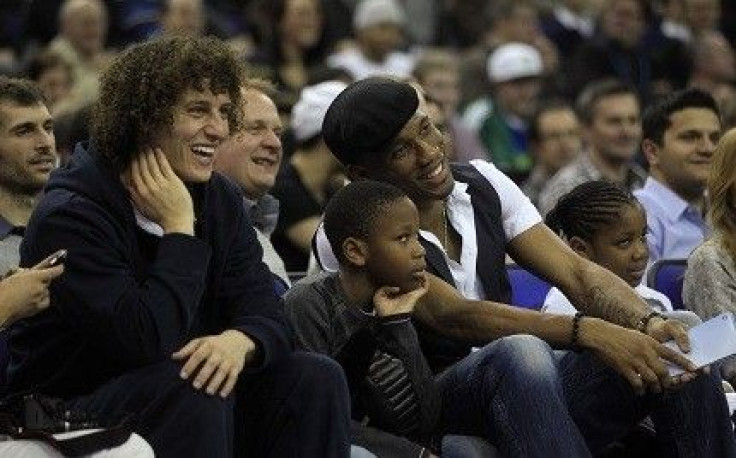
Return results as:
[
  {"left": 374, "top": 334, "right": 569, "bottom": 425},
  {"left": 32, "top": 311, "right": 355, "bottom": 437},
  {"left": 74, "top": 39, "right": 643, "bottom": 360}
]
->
[
  {"left": 442, "top": 435, "right": 499, "bottom": 458},
  {"left": 558, "top": 349, "right": 736, "bottom": 457},
  {"left": 436, "top": 335, "right": 590, "bottom": 457},
  {"left": 435, "top": 334, "right": 736, "bottom": 457}
]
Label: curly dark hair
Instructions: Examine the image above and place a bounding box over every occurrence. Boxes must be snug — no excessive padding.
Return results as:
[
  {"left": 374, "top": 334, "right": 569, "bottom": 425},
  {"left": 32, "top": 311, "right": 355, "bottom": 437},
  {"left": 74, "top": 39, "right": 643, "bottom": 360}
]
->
[{"left": 92, "top": 36, "right": 245, "bottom": 171}]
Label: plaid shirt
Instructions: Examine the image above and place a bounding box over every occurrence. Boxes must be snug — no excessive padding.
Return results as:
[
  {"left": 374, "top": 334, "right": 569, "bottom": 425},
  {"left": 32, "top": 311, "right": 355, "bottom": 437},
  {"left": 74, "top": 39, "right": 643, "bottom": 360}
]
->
[{"left": 537, "top": 151, "right": 647, "bottom": 215}]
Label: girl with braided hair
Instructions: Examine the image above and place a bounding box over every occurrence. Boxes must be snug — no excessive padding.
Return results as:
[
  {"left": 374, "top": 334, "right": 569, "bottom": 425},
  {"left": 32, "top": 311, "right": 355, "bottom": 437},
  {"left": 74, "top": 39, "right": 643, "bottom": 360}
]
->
[{"left": 542, "top": 180, "right": 674, "bottom": 315}]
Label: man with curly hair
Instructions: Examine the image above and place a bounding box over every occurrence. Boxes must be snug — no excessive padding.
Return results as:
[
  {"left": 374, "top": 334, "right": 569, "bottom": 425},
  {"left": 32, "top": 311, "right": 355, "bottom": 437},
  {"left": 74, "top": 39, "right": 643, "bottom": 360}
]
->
[{"left": 6, "top": 36, "right": 350, "bottom": 458}]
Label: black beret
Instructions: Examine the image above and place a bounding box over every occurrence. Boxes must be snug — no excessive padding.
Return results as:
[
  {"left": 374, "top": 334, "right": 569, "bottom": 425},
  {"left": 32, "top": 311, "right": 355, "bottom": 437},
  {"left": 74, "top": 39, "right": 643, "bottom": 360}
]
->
[{"left": 322, "top": 77, "right": 419, "bottom": 166}]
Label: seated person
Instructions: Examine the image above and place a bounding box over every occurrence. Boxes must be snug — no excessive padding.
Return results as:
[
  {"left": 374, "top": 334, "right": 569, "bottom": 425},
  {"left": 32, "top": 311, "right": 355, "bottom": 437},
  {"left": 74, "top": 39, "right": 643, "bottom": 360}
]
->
[
  {"left": 270, "top": 81, "right": 347, "bottom": 272},
  {"left": 6, "top": 36, "right": 350, "bottom": 458},
  {"left": 285, "top": 180, "right": 439, "bottom": 457},
  {"left": 312, "top": 76, "right": 736, "bottom": 456},
  {"left": 684, "top": 127, "right": 736, "bottom": 383},
  {"left": 0, "top": 254, "right": 154, "bottom": 457},
  {"left": 542, "top": 181, "right": 674, "bottom": 315}
]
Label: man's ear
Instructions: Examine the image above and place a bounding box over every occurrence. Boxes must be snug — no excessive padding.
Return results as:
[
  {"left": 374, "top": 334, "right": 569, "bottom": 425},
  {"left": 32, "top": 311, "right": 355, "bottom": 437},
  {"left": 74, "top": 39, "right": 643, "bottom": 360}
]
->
[
  {"left": 641, "top": 138, "right": 660, "bottom": 167},
  {"left": 342, "top": 237, "right": 368, "bottom": 267},
  {"left": 569, "top": 236, "right": 593, "bottom": 260}
]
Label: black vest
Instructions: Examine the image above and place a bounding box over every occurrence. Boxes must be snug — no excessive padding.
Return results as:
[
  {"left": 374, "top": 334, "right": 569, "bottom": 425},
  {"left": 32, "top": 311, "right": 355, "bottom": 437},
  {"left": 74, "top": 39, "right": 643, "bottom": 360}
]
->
[{"left": 416, "top": 163, "right": 511, "bottom": 373}]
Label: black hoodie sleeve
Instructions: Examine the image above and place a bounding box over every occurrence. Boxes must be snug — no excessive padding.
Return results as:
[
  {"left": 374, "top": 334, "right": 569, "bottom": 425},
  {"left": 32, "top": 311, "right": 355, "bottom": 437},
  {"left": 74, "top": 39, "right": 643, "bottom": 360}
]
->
[{"left": 20, "top": 199, "right": 213, "bottom": 367}]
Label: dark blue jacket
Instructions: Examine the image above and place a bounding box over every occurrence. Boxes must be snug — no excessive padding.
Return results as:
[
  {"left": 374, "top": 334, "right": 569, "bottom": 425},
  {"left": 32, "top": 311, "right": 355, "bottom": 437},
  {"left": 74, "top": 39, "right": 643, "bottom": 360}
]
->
[{"left": 7, "top": 143, "right": 292, "bottom": 397}]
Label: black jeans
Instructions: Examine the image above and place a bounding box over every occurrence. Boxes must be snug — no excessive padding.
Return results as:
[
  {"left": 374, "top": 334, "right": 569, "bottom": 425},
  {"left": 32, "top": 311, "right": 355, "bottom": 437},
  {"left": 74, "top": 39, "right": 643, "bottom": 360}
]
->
[{"left": 67, "top": 352, "right": 351, "bottom": 458}]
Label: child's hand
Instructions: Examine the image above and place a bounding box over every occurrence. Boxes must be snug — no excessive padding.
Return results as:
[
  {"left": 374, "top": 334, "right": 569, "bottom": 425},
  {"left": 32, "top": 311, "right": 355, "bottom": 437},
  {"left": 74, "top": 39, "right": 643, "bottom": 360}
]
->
[{"left": 373, "top": 272, "right": 429, "bottom": 317}]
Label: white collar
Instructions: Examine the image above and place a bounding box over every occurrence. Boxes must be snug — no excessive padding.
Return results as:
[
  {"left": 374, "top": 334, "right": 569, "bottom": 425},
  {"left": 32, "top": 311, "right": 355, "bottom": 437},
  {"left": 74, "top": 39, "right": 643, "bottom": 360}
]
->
[{"left": 133, "top": 205, "right": 164, "bottom": 237}]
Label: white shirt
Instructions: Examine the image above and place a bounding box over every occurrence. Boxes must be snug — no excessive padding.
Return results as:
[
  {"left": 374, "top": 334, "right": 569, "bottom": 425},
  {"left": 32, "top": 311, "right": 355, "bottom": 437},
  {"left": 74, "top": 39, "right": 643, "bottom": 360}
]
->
[
  {"left": 133, "top": 207, "right": 164, "bottom": 237},
  {"left": 314, "top": 160, "right": 541, "bottom": 300},
  {"left": 542, "top": 283, "right": 673, "bottom": 315},
  {"left": 327, "top": 48, "right": 415, "bottom": 81}
]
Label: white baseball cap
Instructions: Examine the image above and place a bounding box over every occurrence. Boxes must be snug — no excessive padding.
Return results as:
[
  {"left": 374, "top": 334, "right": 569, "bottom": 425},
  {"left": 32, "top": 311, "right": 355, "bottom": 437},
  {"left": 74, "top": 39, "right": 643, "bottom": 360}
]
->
[
  {"left": 353, "top": 0, "right": 406, "bottom": 30},
  {"left": 487, "top": 42, "right": 543, "bottom": 83},
  {"left": 291, "top": 80, "right": 349, "bottom": 142}
]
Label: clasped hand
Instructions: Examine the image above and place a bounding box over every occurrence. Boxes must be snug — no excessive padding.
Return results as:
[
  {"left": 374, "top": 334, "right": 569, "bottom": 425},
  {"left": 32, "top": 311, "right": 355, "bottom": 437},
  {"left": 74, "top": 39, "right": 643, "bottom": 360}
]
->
[{"left": 172, "top": 330, "right": 257, "bottom": 397}]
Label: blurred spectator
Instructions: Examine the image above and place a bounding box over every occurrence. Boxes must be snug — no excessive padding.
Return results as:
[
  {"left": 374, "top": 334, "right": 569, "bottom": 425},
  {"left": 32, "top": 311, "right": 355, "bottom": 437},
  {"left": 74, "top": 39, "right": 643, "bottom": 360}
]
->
[
  {"left": 160, "top": 0, "right": 206, "bottom": 37},
  {"left": 654, "top": 0, "right": 692, "bottom": 44},
  {"left": 463, "top": 43, "right": 544, "bottom": 183},
  {"left": 412, "top": 49, "right": 486, "bottom": 162},
  {"left": 436, "top": 0, "right": 488, "bottom": 48},
  {"left": 250, "top": 0, "right": 334, "bottom": 105},
  {"left": 21, "top": 0, "right": 128, "bottom": 50},
  {"left": 48, "top": 0, "right": 110, "bottom": 115},
  {"left": 540, "top": 0, "right": 596, "bottom": 63},
  {"left": 539, "top": 79, "right": 645, "bottom": 215},
  {"left": 25, "top": 51, "right": 73, "bottom": 115},
  {"left": 682, "top": 0, "right": 721, "bottom": 39},
  {"left": 215, "top": 79, "right": 290, "bottom": 287},
  {"left": 271, "top": 81, "right": 347, "bottom": 272},
  {"left": 458, "top": 0, "right": 557, "bottom": 108},
  {"left": 0, "top": 1, "right": 25, "bottom": 74},
  {"left": 567, "top": 0, "right": 690, "bottom": 103},
  {"left": 401, "top": 0, "right": 441, "bottom": 46},
  {"left": 116, "top": 0, "right": 245, "bottom": 46},
  {"left": 523, "top": 101, "right": 582, "bottom": 208},
  {"left": 688, "top": 30, "right": 736, "bottom": 109},
  {"left": 327, "top": 0, "right": 414, "bottom": 81},
  {"left": 636, "top": 88, "right": 721, "bottom": 263}
]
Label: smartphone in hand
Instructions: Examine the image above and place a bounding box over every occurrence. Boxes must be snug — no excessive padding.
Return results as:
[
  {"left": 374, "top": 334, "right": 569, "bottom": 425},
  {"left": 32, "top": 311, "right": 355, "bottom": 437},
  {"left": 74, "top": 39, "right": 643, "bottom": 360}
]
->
[{"left": 36, "top": 249, "right": 67, "bottom": 269}]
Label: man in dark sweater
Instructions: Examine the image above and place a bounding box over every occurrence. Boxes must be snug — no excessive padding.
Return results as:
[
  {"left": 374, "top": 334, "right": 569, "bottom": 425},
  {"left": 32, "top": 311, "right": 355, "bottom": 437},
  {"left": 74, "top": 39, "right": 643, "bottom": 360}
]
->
[{"left": 7, "top": 36, "right": 350, "bottom": 458}]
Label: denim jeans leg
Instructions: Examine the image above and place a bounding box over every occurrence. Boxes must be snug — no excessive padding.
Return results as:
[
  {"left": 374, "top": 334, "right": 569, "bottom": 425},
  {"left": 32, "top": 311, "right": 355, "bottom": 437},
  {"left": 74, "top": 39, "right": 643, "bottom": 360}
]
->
[
  {"left": 436, "top": 334, "right": 591, "bottom": 458},
  {"left": 649, "top": 369, "right": 736, "bottom": 458},
  {"left": 557, "top": 349, "right": 736, "bottom": 457},
  {"left": 557, "top": 350, "right": 653, "bottom": 454}
]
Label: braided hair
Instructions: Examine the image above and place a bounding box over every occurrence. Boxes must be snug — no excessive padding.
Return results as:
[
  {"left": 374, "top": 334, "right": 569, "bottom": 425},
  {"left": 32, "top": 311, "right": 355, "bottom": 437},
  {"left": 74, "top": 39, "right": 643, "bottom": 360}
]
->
[{"left": 545, "top": 181, "right": 638, "bottom": 242}]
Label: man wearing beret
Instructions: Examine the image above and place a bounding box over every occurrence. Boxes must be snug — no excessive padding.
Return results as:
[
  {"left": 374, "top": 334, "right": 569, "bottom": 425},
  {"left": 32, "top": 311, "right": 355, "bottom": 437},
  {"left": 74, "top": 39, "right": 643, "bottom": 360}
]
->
[{"left": 312, "top": 77, "right": 736, "bottom": 457}]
